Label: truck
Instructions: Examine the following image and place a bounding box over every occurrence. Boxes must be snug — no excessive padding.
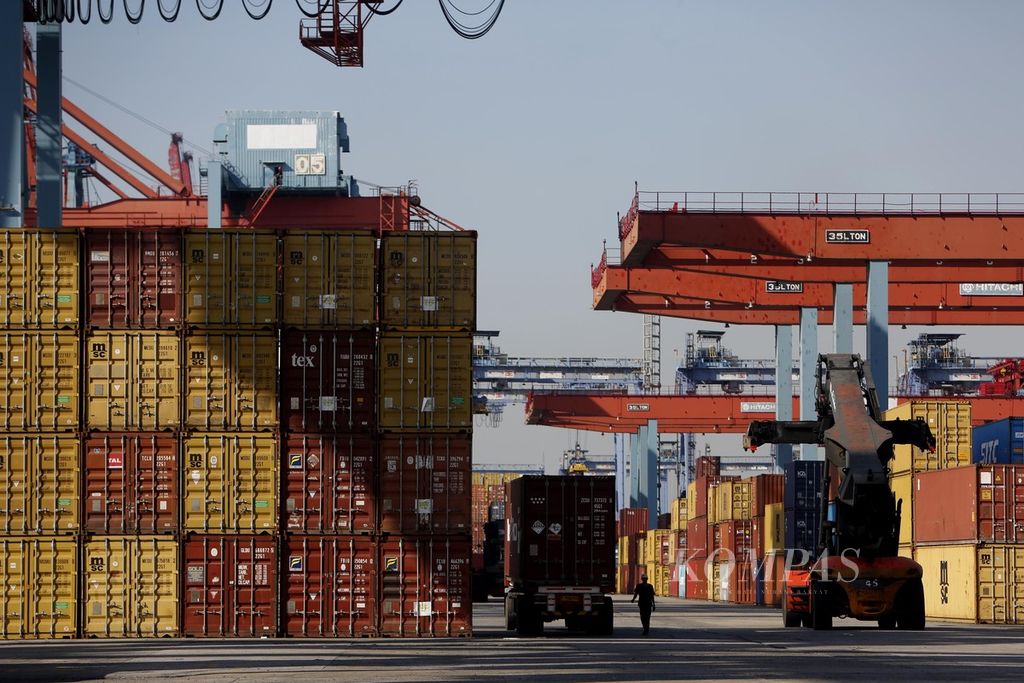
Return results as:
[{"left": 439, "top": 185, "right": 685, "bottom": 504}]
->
[{"left": 503, "top": 475, "right": 616, "bottom": 637}]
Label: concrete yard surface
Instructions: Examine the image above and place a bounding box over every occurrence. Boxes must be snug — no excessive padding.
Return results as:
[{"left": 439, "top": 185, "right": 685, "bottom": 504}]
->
[{"left": 1, "top": 597, "right": 1022, "bottom": 682}]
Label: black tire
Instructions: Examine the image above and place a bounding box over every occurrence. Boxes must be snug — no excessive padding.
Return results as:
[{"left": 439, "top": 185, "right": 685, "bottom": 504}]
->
[
  {"left": 782, "top": 584, "right": 803, "bottom": 628},
  {"left": 810, "top": 581, "right": 833, "bottom": 631},
  {"left": 515, "top": 601, "right": 543, "bottom": 637},
  {"left": 878, "top": 615, "right": 897, "bottom": 630},
  {"left": 800, "top": 613, "right": 812, "bottom": 628},
  {"left": 505, "top": 595, "right": 517, "bottom": 631},
  {"left": 896, "top": 579, "right": 926, "bottom": 631},
  {"left": 587, "top": 597, "right": 614, "bottom": 636}
]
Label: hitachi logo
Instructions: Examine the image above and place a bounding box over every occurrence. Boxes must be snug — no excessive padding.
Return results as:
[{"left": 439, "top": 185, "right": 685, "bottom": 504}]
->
[{"left": 291, "top": 354, "right": 315, "bottom": 367}]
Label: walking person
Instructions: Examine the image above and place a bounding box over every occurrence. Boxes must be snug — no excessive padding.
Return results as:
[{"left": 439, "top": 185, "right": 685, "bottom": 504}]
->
[{"left": 631, "top": 573, "right": 656, "bottom": 635}]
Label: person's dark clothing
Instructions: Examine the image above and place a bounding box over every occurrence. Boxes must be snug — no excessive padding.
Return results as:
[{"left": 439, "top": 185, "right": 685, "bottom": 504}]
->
[{"left": 632, "top": 582, "right": 656, "bottom": 635}]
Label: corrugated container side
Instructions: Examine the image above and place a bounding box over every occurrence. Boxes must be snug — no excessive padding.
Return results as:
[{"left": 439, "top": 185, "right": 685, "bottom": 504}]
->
[
  {"left": 379, "top": 434, "right": 471, "bottom": 535},
  {"left": 715, "top": 480, "right": 752, "bottom": 521},
  {"left": 0, "top": 434, "right": 78, "bottom": 534},
  {"left": 280, "top": 329, "right": 375, "bottom": 432},
  {"left": 182, "top": 535, "right": 278, "bottom": 637},
  {"left": 0, "top": 332, "right": 79, "bottom": 430},
  {"left": 686, "top": 516, "right": 709, "bottom": 559},
  {"left": 914, "top": 465, "right": 1024, "bottom": 545},
  {"left": 784, "top": 461, "right": 824, "bottom": 510},
  {"left": 281, "top": 231, "right": 376, "bottom": 328},
  {"left": 0, "top": 537, "right": 77, "bottom": 638},
  {"left": 86, "top": 331, "right": 180, "bottom": 431},
  {"left": 284, "top": 433, "right": 376, "bottom": 534},
  {"left": 669, "top": 497, "right": 687, "bottom": 531},
  {"left": 184, "top": 231, "right": 277, "bottom": 326},
  {"left": 378, "top": 535, "right": 472, "bottom": 637},
  {"left": 751, "top": 474, "right": 785, "bottom": 513},
  {"left": 972, "top": 417, "right": 1024, "bottom": 465},
  {"left": 85, "top": 229, "right": 181, "bottom": 328},
  {"left": 890, "top": 471, "right": 914, "bottom": 547},
  {"left": 726, "top": 560, "right": 756, "bottom": 605},
  {"left": 885, "top": 401, "right": 972, "bottom": 474},
  {"left": 761, "top": 551, "right": 787, "bottom": 607},
  {"left": 695, "top": 456, "right": 720, "bottom": 478},
  {"left": 284, "top": 535, "right": 376, "bottom": 637},
  {"left": 378, "top": 333, "right": 473, "bottom": 431},
  {"left": 685, "top": 558, "right": 707, "bottom": 600},
  {"left": 686, "top": 481, "right": 697, "bottom": 520},
  {"left": 763, "top": 502, "right": 785, "bottom": 553},
  {"left": 0, "top": 229, "right": 78, "bottom": 328},
  {"left": 83, "top": 536, "right": 178, "bottom": 637},
  {"left": 185, "top": 332, "right": 277, "bottom": 430},
  {"left": 182, "top": 433, "right": 278, "bottom": 533},
  {"left": 917, "top": 544, "right": 1024, "bottom": 624},
  {"left": 506, "top": 476, "right": 616, "bottom": 591},
  {"left": 380, "top": 232, "right": 476, "bottom": 330},
  {"left": 83, "top": 433, "right": 178, "bottom": 534}
]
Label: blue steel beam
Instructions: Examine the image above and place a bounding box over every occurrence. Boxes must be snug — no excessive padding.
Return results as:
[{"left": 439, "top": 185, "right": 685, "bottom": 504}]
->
[
  {"left": 800, "top": 308, "right": 821, "bottom": 461},
  {"left": 35, "top": 21, "right": 60, "bottom": 227},
  {"left": 868, "top": 261, "right": 890, "bottom": 407},
  {"left": 1, "top": 3, "right": 23, "bottom": 227},
  {"left": 774, "top": 325, "right": 794, "bottom": 469}
]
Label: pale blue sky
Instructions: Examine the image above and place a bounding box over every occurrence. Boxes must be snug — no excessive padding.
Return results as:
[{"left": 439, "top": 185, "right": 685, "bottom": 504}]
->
[{"left": 60, "top": 1, "right": 1024, "bottom": 468}]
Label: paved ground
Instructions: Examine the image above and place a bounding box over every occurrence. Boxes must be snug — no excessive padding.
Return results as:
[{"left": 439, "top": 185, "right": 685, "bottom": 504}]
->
[{"left": 1, "top": 597, "right": 1022, "bottom": 682}]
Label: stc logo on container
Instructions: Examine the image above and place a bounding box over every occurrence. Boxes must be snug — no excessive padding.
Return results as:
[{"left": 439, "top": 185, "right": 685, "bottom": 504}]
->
[{"left": 979, "top": 439, "right": 999, "bottom": 464}]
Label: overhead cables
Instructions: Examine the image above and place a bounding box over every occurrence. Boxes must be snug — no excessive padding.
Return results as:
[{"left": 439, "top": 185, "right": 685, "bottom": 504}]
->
[
  {"left": 241, "top": 0, "right": 272, "bottom": 20},
  {"left": 437, "top": 0, "right": 504, "bottom": 40}
]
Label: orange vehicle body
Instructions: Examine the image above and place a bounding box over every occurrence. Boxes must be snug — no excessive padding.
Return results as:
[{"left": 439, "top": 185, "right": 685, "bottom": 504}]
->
[{"left": 784, "top": 554, "right": 922, "bottom": 623}]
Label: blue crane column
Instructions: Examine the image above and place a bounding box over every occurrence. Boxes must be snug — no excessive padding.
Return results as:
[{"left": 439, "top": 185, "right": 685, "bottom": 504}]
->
[
  {"left": 867, "top": 261, "right": 889, "bottom": 407},
  {"left": 774, "top": 325, "right": 794, "bottom": 469},
  {"left": 799, "top": 308, "right": 821, "bottom": 461},
  {"left": 36, "top": 22, "right": 62, "bottom": 228},
  {"left": 1, "top": 1, "right": 23, "bottom": 227},
  {"left": 833, "top": 284, "right": 853, "bottom": 354},
  {"left": 628, "top": 419, "right": 659, "bottom": 528}
]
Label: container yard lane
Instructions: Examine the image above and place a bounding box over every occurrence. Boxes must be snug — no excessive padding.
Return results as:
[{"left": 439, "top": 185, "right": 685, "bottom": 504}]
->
[{"left": 1, "top": 597, "right": 1023, "bottom": 682}]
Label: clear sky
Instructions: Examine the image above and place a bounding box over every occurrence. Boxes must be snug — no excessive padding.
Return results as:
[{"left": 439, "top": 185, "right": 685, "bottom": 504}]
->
[{"left": 59, "top": 1, "right": 1024, "bottom": 469}]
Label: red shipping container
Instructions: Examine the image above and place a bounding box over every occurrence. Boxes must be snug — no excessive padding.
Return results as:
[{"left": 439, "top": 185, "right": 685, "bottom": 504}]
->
[
  {"left": 751, "top": 516, "right": 765, "bottom": 560},
  {"left": 686, "top": 516, "right": 709, "bottom": 559},
  {"left": 379, "top": 434, "right": 471, "bottom": 534},
  {"left": 283, "top": 433, "right": 376, "bottom": 534},
  {"left": 695, "top": 456, "right": 720, "bottom": 478},
  {"left": 657, "top": 512, "right": 671, "bottom": 529},
  {"left": 85, "top": 229, "right": 182, "bottom": 328},
  {"left": 281, "top": 329, "right": 376, "bottom": 432},
  {"left": 182, "top": 535, "right": 278, "bottom": 637},
  {"left": 618, "top": 508, "right": 647, "bottom": 538},
  {"left": 726, "top": 560, "right": 756, "bottom": 605},
  {"left": 506, "top": 476, "right": 616, "bottom": 592},
  {"left": 751, "top": 474, "right": 785, "bottom": 516},
  {"left": 283, "top": 535, "right": 376, "bottom": 637},
  {"left": 914, "top": 465, "right": 1024, "bottom": 544},
  {"left": 378, "top": 536, "right": 471, "bottom": 637},
  {"left": 83, "top": 433, "right": 178, "bottom": 533},
  {"left": 761, "top": 551, "right": 787, "bottom": 608},
  {"left": 685, "top": 558, "right": 708, "bottom": 600},
  {"left": 716, "top": 520, "right": 754, "bottom": 561}
]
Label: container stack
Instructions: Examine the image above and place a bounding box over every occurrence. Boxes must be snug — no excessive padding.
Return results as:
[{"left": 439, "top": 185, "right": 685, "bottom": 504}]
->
[
  {"left": 0, "top": 229, "right": 80, "bottom": 638},
  {"left": 471, "top": 469, "right": 539, "bottom": 570},
  {"left": 684, "top": 456, "right": 723, "bottom": 600},
  {"left": 667, "top": 497, "right": 687, "bottom": 596},
  {"left": 643, "top": 529, "right": 673, "bottom": 596},
  {"left": 376, "top": 231, "right": 475, "bottom": 637},
  {"left": 615, "top": 507, "right": 647, "bottom": 593}
]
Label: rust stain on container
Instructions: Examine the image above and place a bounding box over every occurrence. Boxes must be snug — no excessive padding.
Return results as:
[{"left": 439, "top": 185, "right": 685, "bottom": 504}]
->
[
  {"left": 0, "top": 229, "right": 78, "bottom": 328},
  {"left": 0, "top": 434, "right": 79, "bottom": 534},
  {"left": 182, "top": 535, "right": 278, "bottom": 637},
  {"left": 284, "top": 535, "right": 376, "bottom": 637},
  {"left": 184, "top": 231, "right": 277, "bottom": 326},
  {"left": 380, "top": 231, "right": 476, "bottom": 330},
  {"left": 281, "top": 329, "right": 375, "bottom": 432},
  {"left": 86, "top": 331, "right": 180, "bottom": 431},
  {"left": 378, "top": 333, "right": 472, "bottom": 431},
  {"left": 0, "top": 332, "right": 79, "bottom": 431},
  {"left": 85, "top": 229, "right": 182, "bottom": 328},
  {"left": 282, "top": 231, "right": 376, "bottom": 328},
  {"left": 84, "top": 536, "right": 179, "bottom": 637},
  {"left": 378, "top": 536, "right": 471, "bottom": 637},
  {"left": 284, "top": 434, "right": 376, "bottom": 534},
  {"left": 185, "top": 332, "right": 277, "bottom": 430},
  {"left": 83, "top": 433, "right": 178, "bottom": 534},
  {"left": 379, "top": 434, "right": 471, "bottom": 534},
  {"left": 183, "top": 433, "right": 278, "bottom": 533},
  {"left": 0, "top": 537, "right": 77, "bottom": 638}
]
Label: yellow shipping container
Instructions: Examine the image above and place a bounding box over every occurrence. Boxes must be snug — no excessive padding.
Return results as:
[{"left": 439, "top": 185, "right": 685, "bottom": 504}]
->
[
  {"left": 636, "top": 535, "right": 646, "bottom": 569},
  {"left": 916, "top": 544, "right": 1024, "bottom": 624},
  {"left": 708, "top": 562, "right": 723, "bottom": 602},
  {"left": 472, "top": 471, "right": 524, "bottom": 489},
  {"left": 890, "top": 471, "right": 914, "bottom": 547},
  {"left": 708, "top": 482, "right": 719, "bottom": 524},
  {"left": 84, "top": 536, "right": 178, "bottom": 637},
  {"left": 646, "top": 529, "right": 671, "bottom": 565},
  {"left": 647, "top": 563, "right": 671, "bottom": 597},
  {"left": 185, "top": 332, "right": 277, "bottom": 430},
  {"left": 0, "top": 229, "right": 78, "bottom": 328},
  {"left": 715, "top": 480, "right": 752, "bottom": 521},
  {"left": 687, "top": 481, "right": 697, "bottom": 521},
  {"left": 884, "top": 401, "right": 972, "bottom": 474},
  {"left": 763, "top": 502, "right": 785, "bottom": 553},
  {"left": 282, "top": 231, "right": 376, "bottom": 328},
  {"left": 670, "top": 497, "right": 688, "bottom": 531},
  {"left": 380, "top": 231, "right": 476, "bottom": 330},
  {"left": 184, "top": 231, "right": 277, "bottom": 326},
  {"left": 378, "top": 333, "right": 473, "bottom": 430},
  {"left": 86, "top": 332, "right": 180, "bottom": 431},
  {"left": 183, "top": 433, "right": 278, "bottom": 533},
  {"left": 618, "top": 535, "right": 629, "bottom": 566},
  {"left": 0, "top": 537, "right": 77, "bottom": 638},
  {"left": 0, "top": 435, "right": 78, "bottom": 534},
  {"left": 898, "top": 543, "right": 914, "bottom": 560},
  {"left": 0, "top": 332, "right": 79, "bottom": 430}
]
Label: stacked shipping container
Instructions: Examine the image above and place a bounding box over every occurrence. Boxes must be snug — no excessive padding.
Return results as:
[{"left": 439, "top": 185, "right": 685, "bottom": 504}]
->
[{"left": 0, "top": 226, "right": 475, "bottom": 639}]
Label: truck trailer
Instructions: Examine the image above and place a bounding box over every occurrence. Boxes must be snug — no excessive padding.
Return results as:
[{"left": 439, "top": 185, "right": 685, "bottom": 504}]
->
[{"left": 503, "top": 475, "right": 616, "bottom": 636}]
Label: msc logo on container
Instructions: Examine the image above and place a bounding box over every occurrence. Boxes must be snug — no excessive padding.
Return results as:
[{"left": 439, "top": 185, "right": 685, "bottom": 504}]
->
[
  {"left": 289, "top": 556, "right": 303, "bottom": 572},
  {"left": 825, "top": 230, "right": 870, "bottom": 244}
]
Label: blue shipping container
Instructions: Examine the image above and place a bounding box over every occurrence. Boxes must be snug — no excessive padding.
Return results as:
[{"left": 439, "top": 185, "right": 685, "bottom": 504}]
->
[
  {"left": 972, "top": 417, "right": 1024, "bottom": 465},
  {"left": 784, "top": 461, "right": 824, "bottom": 554}
]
